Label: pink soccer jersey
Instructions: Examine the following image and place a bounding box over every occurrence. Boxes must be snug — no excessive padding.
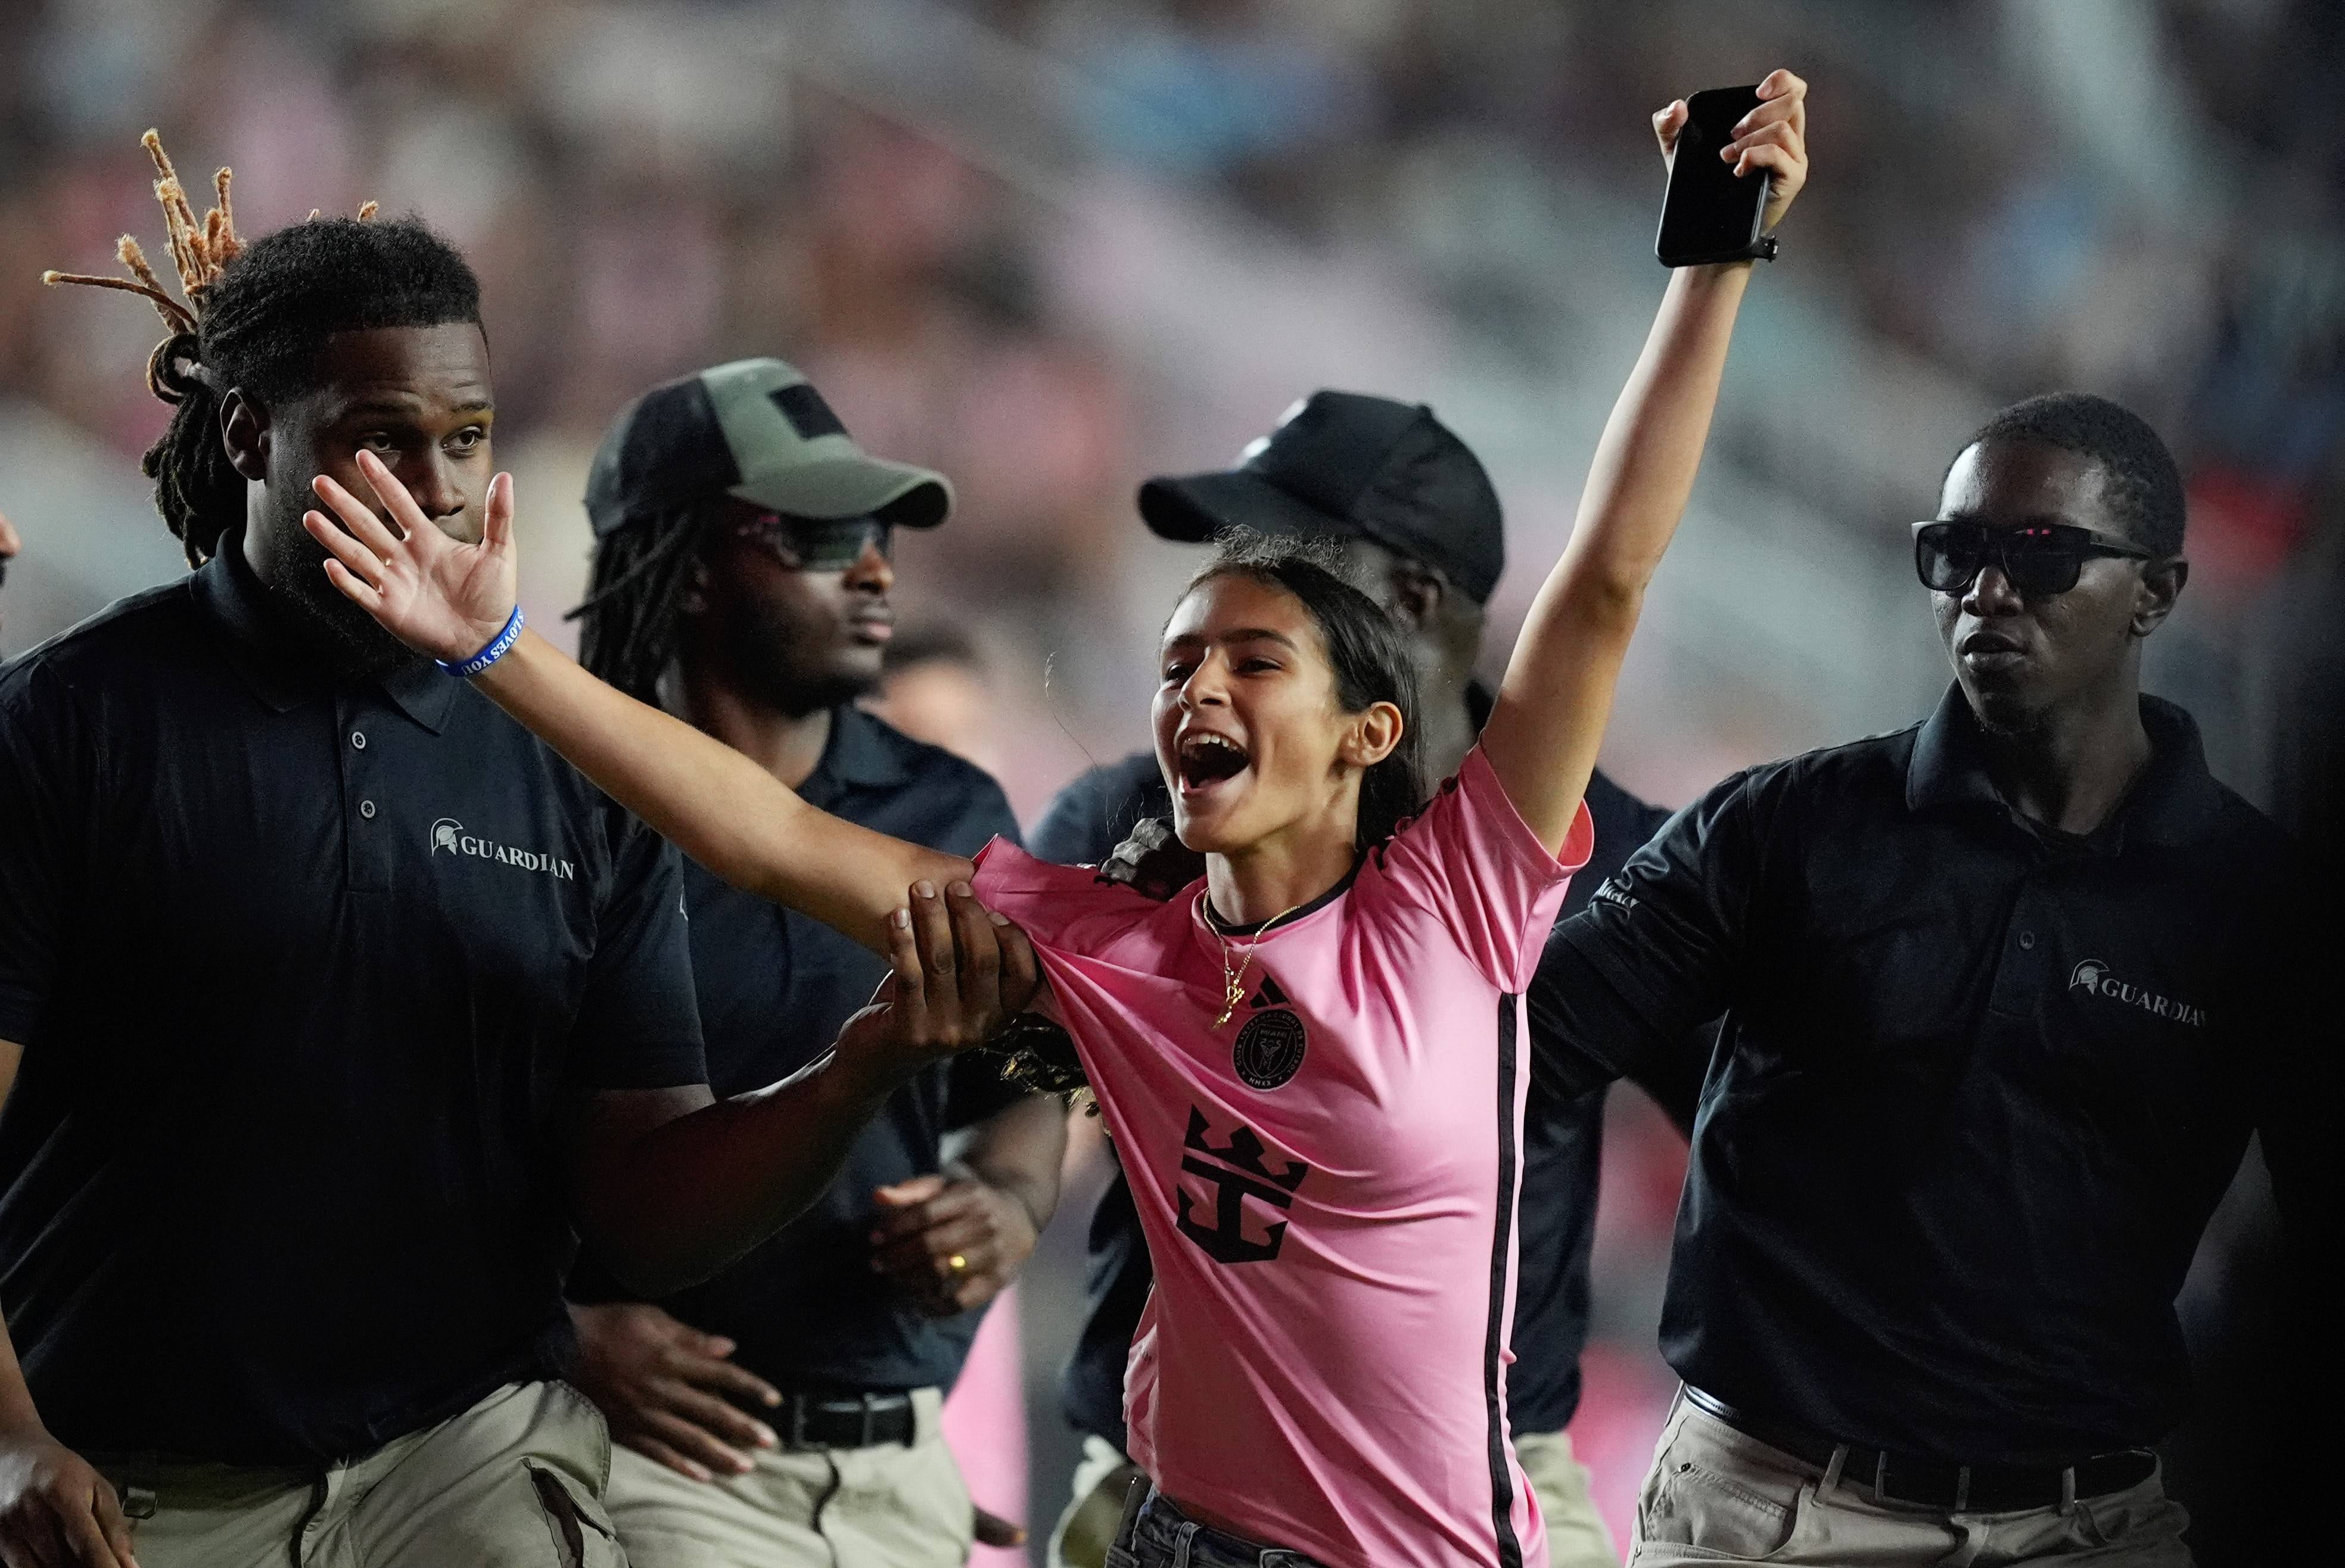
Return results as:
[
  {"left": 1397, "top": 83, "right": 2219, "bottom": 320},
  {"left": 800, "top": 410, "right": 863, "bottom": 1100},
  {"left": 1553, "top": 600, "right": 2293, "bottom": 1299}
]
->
[{"left": 974, "top": 747, "right": 1593, "bottom": 1568}]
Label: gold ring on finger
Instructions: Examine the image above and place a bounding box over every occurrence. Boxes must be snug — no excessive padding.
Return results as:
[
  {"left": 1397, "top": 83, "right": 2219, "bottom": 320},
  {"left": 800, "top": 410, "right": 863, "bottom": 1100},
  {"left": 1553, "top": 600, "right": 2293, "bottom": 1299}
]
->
[{"left": 947, "top": 1253, "right": 969, "bottom": 1275}]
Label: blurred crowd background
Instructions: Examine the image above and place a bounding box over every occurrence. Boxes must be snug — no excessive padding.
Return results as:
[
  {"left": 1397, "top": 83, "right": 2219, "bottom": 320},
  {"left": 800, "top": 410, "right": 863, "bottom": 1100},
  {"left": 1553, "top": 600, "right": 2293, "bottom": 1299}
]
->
[{"left": 2, "top": 1, "right": 2335, "bottom": 1562}]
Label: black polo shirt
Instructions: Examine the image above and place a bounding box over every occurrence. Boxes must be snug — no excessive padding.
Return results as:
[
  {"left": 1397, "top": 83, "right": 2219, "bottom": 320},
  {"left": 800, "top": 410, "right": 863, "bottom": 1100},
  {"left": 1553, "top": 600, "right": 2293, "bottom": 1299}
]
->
[
  {"left": 0, "top": 543, "right": 704, "bottom": 1466},
  {"left": 1032, "top": 736, "right": 1694, "bottom": 1447},
  {"left": 1538, "top": 687, "right": 2330, "bottom": 1464},
  {"left": 573, "top": 705, "right": 1030, "bottom": 1395}
]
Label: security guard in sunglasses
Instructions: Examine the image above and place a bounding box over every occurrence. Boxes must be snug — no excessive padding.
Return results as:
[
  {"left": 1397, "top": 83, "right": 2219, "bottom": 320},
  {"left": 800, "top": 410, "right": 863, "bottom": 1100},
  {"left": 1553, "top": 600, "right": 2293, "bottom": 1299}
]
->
[
  {"left": 1531, "top": 392, "right": 2331, "bottom": 1566},
  {"left": 562, "top": 360, "right": 1065, "bottom": 1568}
]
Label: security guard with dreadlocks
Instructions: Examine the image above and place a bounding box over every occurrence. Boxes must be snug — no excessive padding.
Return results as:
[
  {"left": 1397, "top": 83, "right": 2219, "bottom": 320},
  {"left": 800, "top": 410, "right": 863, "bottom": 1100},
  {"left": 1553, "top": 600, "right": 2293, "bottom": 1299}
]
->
[
  {"left": 0, "top": 137, "right": 1032, "bottom": 1568},
  {"left": 562, "top": 359, "right": 1064, "bottom": 1568}
]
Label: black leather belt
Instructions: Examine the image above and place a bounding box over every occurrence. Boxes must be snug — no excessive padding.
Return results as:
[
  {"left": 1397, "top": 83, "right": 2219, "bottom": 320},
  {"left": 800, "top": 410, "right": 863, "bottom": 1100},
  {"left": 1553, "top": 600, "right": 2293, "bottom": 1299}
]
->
[
  {"left": 776, "top": 1391, "right": 916, "bottom": 1449},
  {"left": 1684, "top": 1387, "right": 2156, "bottom": 1513}
]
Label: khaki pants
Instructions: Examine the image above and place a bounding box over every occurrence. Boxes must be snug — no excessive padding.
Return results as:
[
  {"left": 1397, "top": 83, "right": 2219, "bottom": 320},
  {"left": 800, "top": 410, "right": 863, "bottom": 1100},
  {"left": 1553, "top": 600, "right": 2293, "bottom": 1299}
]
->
[
  {"left": 89, "top": 1380, "right": 622, "bottom": 1567},
  {"left": 1048, "top": 1430, "right": 1616, "bottom": 1568},
  {"left": 605, "top": 1386, "right": 973, "bottom": 1568},
  {"left": 1629, "top": 1395, "right": 2192, "bottom": 1567},
  {"left": 1514, "top": 1429, "right": 1620, "bottom": 1568}
]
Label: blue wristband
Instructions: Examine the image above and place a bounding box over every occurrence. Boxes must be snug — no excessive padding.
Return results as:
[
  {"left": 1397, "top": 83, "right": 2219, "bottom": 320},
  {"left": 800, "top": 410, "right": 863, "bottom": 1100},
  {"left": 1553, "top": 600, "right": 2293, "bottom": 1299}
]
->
[{"left": 437, "top": 605, "right": 525, "bottom": 677}]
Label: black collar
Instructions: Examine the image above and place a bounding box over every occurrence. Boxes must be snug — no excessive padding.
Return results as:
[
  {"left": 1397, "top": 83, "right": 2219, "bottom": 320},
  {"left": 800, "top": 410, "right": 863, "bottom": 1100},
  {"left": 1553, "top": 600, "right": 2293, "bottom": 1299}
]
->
[
  {"left": 1203, "top": 860, "right": 1361, "bottom": 937},
  {"left": 1905, "top": 683, "right": 2224, "bottom": 850},
  {"left": 377, "top": 658, "right": 461, "bottom": 735},
  {"left": 189, "top": 539, "right": 458, "bottom": 735},
  {"left": 798, "top": 704, "right": 913, "bottom": 810}
]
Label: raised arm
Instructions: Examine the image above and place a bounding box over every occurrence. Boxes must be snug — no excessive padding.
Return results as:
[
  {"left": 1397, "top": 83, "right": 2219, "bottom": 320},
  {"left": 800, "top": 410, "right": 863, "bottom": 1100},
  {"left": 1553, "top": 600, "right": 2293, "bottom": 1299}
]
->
[
  {"left": 455, "top": 628, "right": 965, "bottom": 949},
  {"left": 1481, "top": 70, "right": 1808, "bottom": 851},
  {"left": 304, "top": 455, "right": 966, "bottom": 952}
]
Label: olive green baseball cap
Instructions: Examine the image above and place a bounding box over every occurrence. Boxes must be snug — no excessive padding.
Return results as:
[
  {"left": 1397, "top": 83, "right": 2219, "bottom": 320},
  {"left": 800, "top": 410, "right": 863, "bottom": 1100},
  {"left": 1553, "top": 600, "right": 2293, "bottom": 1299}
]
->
[{"left": 584, "top": 358, "right": 953, "bottom": 537}]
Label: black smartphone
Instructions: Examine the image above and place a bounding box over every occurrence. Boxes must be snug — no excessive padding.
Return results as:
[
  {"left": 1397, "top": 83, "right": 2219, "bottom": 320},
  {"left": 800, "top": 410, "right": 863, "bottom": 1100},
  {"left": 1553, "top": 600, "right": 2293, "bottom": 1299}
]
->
[{"left": 1655, "top": 85, "right": 1771, "bottom": 267}]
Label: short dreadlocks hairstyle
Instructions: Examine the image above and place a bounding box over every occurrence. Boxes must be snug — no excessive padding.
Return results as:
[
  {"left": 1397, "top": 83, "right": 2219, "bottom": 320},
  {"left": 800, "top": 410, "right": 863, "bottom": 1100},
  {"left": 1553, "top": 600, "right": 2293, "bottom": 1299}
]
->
[
  {"left": 1957, "top": 393, "right": 2188, "bottom": 560},
  {"left": 43, "top": 131, "right": 481, "bottom": 568},
  {"left": 572, "top": 508, "right": 715, "bottom": 707}
]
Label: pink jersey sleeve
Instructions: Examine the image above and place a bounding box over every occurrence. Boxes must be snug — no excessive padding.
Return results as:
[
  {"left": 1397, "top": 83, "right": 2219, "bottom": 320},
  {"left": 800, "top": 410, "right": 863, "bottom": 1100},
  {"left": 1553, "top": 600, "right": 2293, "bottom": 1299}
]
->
[
  {"left": 968, "top": 836, "right": 1202, "bottom": 1072},
  {"left": 969, "top": 836, "right": 1167, "bottom": 962},
  {"left": 1365, "top": 745, "right": 1594, "bottom": 993}
]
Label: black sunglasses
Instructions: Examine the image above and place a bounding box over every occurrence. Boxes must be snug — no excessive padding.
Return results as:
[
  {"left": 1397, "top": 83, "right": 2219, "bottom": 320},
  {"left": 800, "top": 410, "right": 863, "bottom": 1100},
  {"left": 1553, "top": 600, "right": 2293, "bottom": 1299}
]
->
[
  {"left": 1911, "top": 520, "right": 2154, "bottom": 598},
  {"left": 729, "top": 508, "right": 891, "bottom": 571}
]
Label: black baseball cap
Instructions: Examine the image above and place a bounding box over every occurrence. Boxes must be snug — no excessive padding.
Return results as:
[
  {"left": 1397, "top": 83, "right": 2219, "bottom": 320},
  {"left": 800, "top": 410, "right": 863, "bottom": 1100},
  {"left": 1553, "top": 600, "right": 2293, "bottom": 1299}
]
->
[
  {"left": 585, "top": 358, "right": 953, "bottom": 538},
  {"left": 1137, "top": 391, "right": 1504, "bottom": 604}
]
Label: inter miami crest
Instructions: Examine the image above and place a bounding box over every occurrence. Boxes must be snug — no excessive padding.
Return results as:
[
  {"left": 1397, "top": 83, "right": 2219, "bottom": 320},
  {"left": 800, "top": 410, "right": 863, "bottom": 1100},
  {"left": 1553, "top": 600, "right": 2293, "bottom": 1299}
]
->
[{"left": 1231, "top": 973, "right": 1307, "bottom": 1090}]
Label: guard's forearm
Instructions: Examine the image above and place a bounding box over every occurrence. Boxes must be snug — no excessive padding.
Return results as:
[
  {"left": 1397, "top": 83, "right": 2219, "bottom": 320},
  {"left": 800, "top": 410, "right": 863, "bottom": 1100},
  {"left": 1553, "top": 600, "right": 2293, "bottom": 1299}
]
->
[
  {"left": 584, "top": 1049, "right": 915, "bottom": 1297},
  {"left": 0, "top": 1043, "right": 43, "bottom": 1437},
  {"left": 956, "top": 1094, "right": 1068, "bottom": 1231},
  {"left": 0, "top": 1318, "right": 49, "bottom": 1439}
]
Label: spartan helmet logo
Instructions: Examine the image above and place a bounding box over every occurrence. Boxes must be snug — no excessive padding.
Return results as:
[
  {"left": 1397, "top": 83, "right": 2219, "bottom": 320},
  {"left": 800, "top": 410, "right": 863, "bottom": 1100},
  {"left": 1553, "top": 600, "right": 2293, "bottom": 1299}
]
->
[
  {"left": 430, "top": 819, "right": 463, "bottom": 854},
  {"left": 2069, "top": 959, "right": 2107, "bottom": 993}
]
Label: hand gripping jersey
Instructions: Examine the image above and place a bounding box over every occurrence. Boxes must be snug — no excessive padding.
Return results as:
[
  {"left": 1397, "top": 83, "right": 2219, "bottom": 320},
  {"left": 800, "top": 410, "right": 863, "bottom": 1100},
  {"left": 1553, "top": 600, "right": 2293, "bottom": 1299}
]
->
[{"left": 974, "top": 749, "right": 1591, "bottom": 1568}]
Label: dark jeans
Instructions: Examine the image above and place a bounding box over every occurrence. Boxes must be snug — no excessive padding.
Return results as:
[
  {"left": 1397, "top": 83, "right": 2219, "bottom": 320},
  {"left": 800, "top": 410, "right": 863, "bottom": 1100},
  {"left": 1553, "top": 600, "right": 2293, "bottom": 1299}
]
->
[{"left": 1105, "top": 1485, "right": 1325, "bottom": 1568}]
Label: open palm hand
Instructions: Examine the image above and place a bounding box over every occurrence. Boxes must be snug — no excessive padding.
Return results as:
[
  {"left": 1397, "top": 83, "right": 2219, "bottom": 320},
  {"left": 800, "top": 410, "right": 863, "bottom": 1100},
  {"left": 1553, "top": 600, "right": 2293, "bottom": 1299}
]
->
[{"left": 303, "top": 449, "right": 519, "bottom": 664}]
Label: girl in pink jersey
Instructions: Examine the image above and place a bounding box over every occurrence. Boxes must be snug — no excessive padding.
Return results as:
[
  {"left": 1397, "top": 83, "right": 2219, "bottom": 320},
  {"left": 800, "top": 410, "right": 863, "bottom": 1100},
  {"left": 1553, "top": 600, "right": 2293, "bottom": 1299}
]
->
[{"left": 304, "top": 74, "right": 1809, "bottom": 1567}]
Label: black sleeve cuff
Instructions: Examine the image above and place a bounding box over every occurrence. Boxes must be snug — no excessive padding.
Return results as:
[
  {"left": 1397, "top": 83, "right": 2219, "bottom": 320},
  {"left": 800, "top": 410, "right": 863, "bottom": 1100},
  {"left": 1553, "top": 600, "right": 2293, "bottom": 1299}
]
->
[{"left": 1528, "top": 931, "right": 1685, "bottom": 1100}]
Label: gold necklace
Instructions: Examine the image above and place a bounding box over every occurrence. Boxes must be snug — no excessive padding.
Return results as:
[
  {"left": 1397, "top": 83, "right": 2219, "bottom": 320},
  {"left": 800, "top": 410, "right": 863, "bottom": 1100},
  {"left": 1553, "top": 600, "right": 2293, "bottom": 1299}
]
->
[{"left": 1202, "top": 897, "right": 1310, "bottom": 1029}]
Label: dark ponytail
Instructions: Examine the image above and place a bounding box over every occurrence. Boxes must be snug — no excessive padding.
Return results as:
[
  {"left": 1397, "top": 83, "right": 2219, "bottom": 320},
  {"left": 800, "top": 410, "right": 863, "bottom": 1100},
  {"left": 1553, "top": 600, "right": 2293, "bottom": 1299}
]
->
[{"left": 1187, "top": 533, "right": 1426, "bottom": 849}]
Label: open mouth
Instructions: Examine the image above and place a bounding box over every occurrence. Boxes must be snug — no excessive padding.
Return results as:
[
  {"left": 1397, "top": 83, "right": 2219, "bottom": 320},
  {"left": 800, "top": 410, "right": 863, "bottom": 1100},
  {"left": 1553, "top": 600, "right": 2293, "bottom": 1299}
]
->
[
  {"left": 1959, "top": 629, "right": 2026, "bottom": 668},
  {"left": 1174, "top": 731, "right": 1251, "bottom": 795}
]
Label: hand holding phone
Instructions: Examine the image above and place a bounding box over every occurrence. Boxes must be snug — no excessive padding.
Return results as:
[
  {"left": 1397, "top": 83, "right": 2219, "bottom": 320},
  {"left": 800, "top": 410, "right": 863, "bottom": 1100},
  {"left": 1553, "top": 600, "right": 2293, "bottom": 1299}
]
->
[{"left": 1654, "top": 71, "right": 1809, "bottom": 266}]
